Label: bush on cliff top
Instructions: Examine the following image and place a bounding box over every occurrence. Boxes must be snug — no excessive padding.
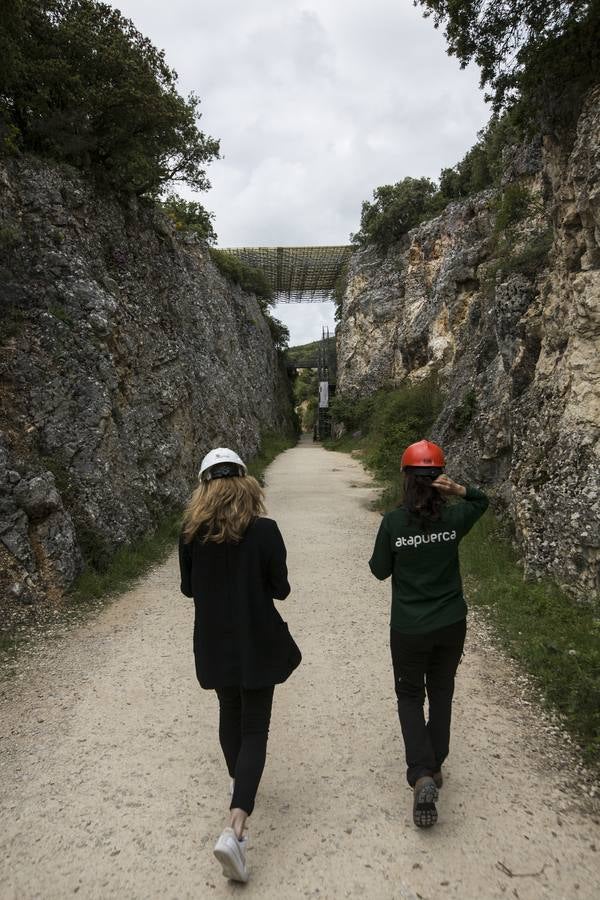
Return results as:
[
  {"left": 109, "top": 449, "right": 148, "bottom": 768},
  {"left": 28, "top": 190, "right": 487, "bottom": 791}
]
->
[
  {"left": 161, "top": 194, "right": 217, "bottom": 246},
  {"left": 415, "top": 0, "right": 600, "bottom": 129},
  {"left": 208, "top": 249, "right": 290, "bottom": 352},
  {"left": 0, "top": 0, "right": 219, "bottom": 196},
  {"left": 353, "top": 2, "right": 600, "bottom": 253},
  {"left": 351, "top": 178, "right": 441, "bottom": 254}
]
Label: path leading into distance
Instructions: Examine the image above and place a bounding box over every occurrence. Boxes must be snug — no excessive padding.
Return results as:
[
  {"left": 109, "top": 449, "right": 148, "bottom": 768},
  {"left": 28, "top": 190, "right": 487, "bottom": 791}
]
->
[{"left": 1, "top": 438, "right": 599, "bottom": 899}]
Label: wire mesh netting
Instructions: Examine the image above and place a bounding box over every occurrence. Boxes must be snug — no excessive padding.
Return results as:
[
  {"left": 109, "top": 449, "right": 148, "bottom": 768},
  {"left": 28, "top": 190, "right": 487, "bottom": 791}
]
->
[{"left": 219, "top": 246, "right": 354, "bottom": 302}]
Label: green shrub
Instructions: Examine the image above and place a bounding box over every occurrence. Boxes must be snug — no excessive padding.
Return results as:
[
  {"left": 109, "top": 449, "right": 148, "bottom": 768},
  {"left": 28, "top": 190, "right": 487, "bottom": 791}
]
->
[
  {"left": 160, "top": 193, "right": 217, "bottom": 245},
  {"left": 209, "top": 248, "right": 273, "bottom": 306},
  {"left": 70, "top": 512, "right": 182, "bottom": 601},
  {"left": 462, "top": 514, "right": 600, "bottom": 764},
  {"left": 329, "top": 375, "right": 442, "bottom": 500},
  {"left": 265, "top": 313, "right": 289, "bottom": 352},
  {"left": 329, "top": 391, "right": 377, "bottom": 434},
  {"left": 351, "top": 177, "right": 439, "bottom": 254},
  {"left": 293, "top": 369, "right": 319, "bottom": 405},
  {"left": 301, "top": 396, "right": 318, "bottom": 431},
  {"left": 501, "top": 227, "right": 554, "bottom": 276},
  {"left": 493, "top": 183, "right": 533, "bottom": 235},
  {"left": 452, "top": 390, "right": 477, "bottom": 432},
  {"left": 1, "top": 1, "right": 220, "bottom": 196},
  {"left": 48, "top": 303, "right": 74, "bottom": 326},
  {"left": 0, "top": 224, "right": 23, "bottom": 248},
  {"left": 415, "top": 1, "right": 600, "bottom": 132},
  {"left": 38, "top": 454, "right": 72, "bottom": 499}
]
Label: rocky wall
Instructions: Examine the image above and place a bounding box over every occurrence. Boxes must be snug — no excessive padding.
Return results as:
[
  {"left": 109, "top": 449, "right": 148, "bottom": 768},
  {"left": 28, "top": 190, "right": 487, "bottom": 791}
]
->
[
  {"left": 336, "top": 87, "right": 600, "bottom": 601},
  {"left": 0, "top": 157, "right": 294, "bottom": 624}
]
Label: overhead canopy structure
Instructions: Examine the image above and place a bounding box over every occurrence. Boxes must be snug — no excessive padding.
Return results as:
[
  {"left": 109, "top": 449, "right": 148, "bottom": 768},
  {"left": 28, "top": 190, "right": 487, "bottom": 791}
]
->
[{"left": 219, "top": 245, "right": 354, "bottom": 302}]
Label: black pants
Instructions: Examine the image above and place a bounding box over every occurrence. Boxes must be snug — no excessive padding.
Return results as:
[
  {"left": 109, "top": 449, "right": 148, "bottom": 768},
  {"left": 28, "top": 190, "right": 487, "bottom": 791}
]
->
[
  {"left": 390, "top": 619, "right": 466, "bottom": 786},
  {"left": 215, "top": 685, "right": 275, "bottom": 815}
]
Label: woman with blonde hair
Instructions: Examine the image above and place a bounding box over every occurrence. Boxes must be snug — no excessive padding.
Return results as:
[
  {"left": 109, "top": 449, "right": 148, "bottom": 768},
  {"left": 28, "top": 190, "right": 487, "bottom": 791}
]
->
[{"left": 179, "top": 448, "right": 301, "bottom": 883}]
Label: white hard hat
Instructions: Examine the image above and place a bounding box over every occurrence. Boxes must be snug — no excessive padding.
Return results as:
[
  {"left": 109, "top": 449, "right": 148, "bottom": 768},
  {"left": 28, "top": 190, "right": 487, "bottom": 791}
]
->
[{"left": 198, "top": 447, "right": 247, "bottom": 481}]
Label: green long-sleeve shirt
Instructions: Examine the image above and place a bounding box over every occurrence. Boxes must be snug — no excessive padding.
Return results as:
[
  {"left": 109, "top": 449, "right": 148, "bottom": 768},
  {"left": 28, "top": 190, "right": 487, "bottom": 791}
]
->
[{"left": 369, "top": 486, "right": 489, "bottom": 634}]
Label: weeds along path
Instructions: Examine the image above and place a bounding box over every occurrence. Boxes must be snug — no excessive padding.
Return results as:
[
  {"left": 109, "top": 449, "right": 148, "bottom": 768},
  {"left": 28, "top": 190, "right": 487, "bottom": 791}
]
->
[{"left": 1, "top": 437, "right": 599, "bottom": 899}]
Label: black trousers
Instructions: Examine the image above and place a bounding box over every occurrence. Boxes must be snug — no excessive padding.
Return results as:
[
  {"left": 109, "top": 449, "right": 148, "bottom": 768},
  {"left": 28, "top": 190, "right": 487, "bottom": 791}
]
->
[
  {"left": 215, "top": 685, "right": 275, "bottom": 815},
  {"left": 390, "top": 618, "right": 466, "bottom": 786}
]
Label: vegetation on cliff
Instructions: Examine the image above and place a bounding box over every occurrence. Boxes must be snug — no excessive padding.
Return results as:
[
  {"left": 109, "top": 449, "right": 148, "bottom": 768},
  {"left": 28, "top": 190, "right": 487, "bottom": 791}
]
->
[
  {"left": 161, "top": 194, "right": 218, "bottom": 246},
  {"left": 351, "top": 177, "right": 441, "bottom": 253},
  {"left": 0, "top": 0, "right": 220, "bottom": 196},
  {"left": 415, "top": 0, "right": 600, "bottom": 128},
  {"left": 353, "top": 1, "right": 600, "bottom": 253}
]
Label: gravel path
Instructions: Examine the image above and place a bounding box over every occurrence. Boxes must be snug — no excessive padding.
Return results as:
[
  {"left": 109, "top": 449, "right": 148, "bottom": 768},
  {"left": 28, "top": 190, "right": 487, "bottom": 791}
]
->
[{"left": 1, "top": 438, "right": 599, "bottom": 899}]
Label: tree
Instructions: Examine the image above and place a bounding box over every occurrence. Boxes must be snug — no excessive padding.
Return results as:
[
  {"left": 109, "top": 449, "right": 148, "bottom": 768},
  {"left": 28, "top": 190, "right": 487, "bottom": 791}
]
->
[
  {"left": 0, "top": 1, "right": 220, "bottom": 195},
  {"left": 161, "top": 194, "right": 217, "bottom": 245},
  {"left": 414, "top": 0, "right": 600, "bottom": 127},
  {"left": 265, "top": 315, "right": 290, "bottom": 352},
  {"left": 351, "top": 177, "right": 438, "bottom": 253}
]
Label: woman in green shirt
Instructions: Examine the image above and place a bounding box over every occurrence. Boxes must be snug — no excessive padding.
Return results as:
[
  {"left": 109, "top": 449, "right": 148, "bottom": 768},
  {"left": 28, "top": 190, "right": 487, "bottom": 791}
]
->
[{"left": 369, "top": 439, "right": 488, "bottom": 828}]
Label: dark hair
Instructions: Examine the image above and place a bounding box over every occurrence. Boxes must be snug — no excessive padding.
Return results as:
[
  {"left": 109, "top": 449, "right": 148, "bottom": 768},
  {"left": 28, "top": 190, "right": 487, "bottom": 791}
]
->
[{"left": 401, "top": 469, "right": 446, "bottom": 528}]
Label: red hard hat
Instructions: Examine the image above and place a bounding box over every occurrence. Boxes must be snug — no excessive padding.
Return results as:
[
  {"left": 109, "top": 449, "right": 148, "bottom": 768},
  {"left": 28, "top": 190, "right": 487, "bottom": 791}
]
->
[{"left": 401, "top": 439, "right": 445, "bottom": 469}]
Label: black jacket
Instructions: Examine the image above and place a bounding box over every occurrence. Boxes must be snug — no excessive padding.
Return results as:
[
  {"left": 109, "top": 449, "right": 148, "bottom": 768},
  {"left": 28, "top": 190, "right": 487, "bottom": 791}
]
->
[{"left": 178, "top": 517, "right": 301, "bottom": 689}]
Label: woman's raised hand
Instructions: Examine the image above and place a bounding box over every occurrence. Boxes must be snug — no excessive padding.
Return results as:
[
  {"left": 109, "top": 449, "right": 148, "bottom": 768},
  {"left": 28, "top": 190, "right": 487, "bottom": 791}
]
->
[{"left": 432, "top": 475, "right": 467, "bottom": 498}]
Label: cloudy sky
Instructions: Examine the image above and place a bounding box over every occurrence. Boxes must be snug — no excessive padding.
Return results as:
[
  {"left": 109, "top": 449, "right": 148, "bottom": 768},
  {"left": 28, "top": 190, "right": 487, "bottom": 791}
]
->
[{"left": 110, "top": 0, "right": 489, "bottom": 344}]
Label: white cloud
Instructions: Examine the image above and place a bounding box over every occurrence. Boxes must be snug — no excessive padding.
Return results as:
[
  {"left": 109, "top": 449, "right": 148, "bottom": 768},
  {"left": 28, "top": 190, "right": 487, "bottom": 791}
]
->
[
  {"left": 110, "top": 0, "right": 490, "bottom": 344},
  {"left": 273, "top": 301, "right": 336, "bottom": 348}
]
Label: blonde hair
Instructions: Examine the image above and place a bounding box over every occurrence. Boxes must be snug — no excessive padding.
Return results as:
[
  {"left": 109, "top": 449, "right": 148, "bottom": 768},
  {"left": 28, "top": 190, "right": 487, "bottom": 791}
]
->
[{"left": 182, "top": 476, "right": 266, "bottom": 544}]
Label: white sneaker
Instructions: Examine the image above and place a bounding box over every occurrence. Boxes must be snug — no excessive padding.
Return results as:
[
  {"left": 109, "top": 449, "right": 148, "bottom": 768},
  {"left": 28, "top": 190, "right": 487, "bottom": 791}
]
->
[{"left": 213, "top": 827, "right": 249, "bottom": 883}]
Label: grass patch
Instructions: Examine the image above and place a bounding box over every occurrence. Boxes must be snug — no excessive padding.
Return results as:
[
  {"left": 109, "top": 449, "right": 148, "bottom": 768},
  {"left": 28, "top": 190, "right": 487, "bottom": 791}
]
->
[
  {"left": 326, "top": 375, "right": 442, "bottom": 510},
  {"left": 69, "top": 511, "right": 182, "bottom": 602},
  {"left": 326, "top": 379, "right": 600, "bottom": 767},
  {"left": 48, "top": 303, "right": 74, "bottom": 326},
  {"left": 246, "top": 429, "right": 297, "bottom": 483},
  {"left": 461, "top": 514, "right": 600, "bottom": 765}
]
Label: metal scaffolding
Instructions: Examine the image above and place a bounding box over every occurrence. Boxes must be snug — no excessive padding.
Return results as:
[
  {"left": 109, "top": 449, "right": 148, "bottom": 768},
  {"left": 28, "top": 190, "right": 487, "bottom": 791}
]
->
[
  {"left": 218, "top": 245, "right": 353, "bottom": 302},
  {"left": 315, "top": 326, "right": 335, "bottom": 440}
]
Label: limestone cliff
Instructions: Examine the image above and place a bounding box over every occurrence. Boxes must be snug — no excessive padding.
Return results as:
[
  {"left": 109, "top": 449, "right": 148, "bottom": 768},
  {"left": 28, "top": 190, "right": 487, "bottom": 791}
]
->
[
  {"left": 0, "top": 157, "right": 293, "bottom": 623},
  {"left": 337, "top": 87, "right": 600, "bottom": 601}
]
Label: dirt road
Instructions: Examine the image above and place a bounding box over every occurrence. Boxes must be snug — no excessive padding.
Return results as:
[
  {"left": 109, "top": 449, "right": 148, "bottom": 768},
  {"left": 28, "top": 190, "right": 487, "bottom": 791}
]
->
[{"left": 1, "top": 439, "right": 599, "bottom": 899}]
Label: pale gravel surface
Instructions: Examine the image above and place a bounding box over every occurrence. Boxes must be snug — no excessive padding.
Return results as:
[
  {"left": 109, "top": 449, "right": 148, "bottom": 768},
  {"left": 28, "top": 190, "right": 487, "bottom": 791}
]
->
[{"left": 1, "top": 438, "right": 599, "bottom": 899}]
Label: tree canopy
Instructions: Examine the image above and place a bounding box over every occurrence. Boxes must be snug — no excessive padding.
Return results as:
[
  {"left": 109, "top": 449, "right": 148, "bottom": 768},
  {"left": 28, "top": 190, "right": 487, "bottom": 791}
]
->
[
  {"left": 414, "top": 0, "right": 600, "bottom": 126},
  {"left": 0, "top": 0, "right": 220, "bottom": 195},
  {"left": 161, "top": 195, "right": 218, "bottom": 245},
  {"left": 351, "top": 177, "right": 439, "bottom": 253}
]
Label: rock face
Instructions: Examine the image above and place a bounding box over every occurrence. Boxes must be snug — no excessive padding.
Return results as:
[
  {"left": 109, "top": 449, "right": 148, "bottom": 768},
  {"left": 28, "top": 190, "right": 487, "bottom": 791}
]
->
[
  {"left": 0, "top": 157, "right": 293, "bottom": 622},
  {"left": 337, "top": 87, "right": 600, "bottom": 601}
]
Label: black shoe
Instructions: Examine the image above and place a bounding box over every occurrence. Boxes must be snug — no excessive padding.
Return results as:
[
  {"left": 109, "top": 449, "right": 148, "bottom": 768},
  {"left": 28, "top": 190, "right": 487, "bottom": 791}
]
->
[{"left": 413, "top": 776, "right": 438, "bottom": 828}]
